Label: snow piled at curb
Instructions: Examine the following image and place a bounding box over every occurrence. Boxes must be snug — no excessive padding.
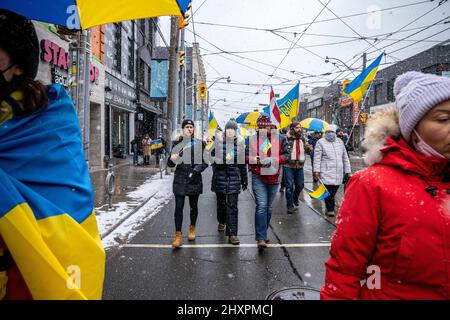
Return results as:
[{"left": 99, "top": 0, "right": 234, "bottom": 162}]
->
[{"left": 96, "top": 173, "right": 173, "bottom": 250}]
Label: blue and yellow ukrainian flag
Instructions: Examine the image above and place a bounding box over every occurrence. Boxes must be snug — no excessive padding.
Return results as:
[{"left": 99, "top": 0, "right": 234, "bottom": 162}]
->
[
  {"left": 343, "top": 53, "right": 384, "bottom": 103},
  {"left": 0, "top": 0, "right": 191, "bottom": 30},
  {"left": 208, "top": 111, "right": 219, "bottom": 137},
  {"left": 308, "top": 183, "right": 330, "bottom": 200},
  {"left": 150, "top": 138, "right": 164, "bottom": 150},
  {"left": 0, "top": 84, "right": 105, "bottom": 299},
  {"left": 260, "top": 138, "right": 272, "bottom": 155},
  {"left": 263, "top": 83, "right": 299, "bottom": 129}
]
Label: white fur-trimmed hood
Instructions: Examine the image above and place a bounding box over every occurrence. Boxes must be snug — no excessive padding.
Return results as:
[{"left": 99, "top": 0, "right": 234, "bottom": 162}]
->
[{"left": 362, "top": 108, "right": 401, "bottom": 166}]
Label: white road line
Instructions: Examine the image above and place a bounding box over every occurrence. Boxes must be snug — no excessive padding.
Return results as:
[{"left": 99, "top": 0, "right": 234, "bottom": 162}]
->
[{"left": 121, "top": 243, "right": 331, "bottom": 249}]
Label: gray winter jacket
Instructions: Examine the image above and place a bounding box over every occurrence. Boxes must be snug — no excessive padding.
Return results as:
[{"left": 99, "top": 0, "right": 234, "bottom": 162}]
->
[{"left": 313, "top": 137, "right": 351, "bottom": 185}]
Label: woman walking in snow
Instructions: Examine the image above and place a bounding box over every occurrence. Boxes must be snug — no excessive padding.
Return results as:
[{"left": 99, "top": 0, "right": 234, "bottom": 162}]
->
[{"left": 321, "top": 71, "right": 450, "bottom": 300}]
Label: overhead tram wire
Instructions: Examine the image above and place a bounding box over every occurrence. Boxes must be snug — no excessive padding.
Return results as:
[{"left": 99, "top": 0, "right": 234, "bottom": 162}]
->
[
  {"left": 192, "top": 0, "right": 208, "bottom": 16},
  {"left": 331, "top": 0, "right": 448, "bottom": 74},
  {"left": 185, "top": 31, "right": 295, "bottom": 82},
  {"left": 315, "top": 0, "right": 397, "bottom": 62},
  {"left": 194, "top": 1, "right": 430, "bottom": 33},
  {"left": 246, "top": 0, "right": 333, "bottom": 108},
  {"left": 318, "top": 2, "right": 448, "bottom": 86},
  {"left": 365, "top": 15, "right": 450, "bottom": 56},
  {"left": 364, "top": 0, "right": 449, "bottom": 56},
  {"left": 387, "top": 27, "right": 450, "bottom": 55}
]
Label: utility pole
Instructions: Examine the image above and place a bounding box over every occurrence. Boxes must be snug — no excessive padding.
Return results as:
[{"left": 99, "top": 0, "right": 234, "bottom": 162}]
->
[
  {"left": 178, "top": 28, "right": 186, "bottom": 125},
  {"left": 193, "top": 73, "right": 198, "bottom": 122},
  {"left": 74, "top": 29, "right": 91, "bottom": 165},
  {"left": 359, "top": 52, "right": 367, "bottom": 152},
  {"left": 167, "top": 16, "right": 179, "bottom": 139}
]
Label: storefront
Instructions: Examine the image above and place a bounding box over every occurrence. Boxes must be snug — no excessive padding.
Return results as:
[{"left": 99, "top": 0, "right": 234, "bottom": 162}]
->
[
  {"left": 34, "top": 23, "right": 70, "bottom": 89},
  {"left": 88, "top": 58, "right": 106, "bottom": 169},
  {"left": 136, "top": 93, "right": 162, "bottom": 140},
  {"left": 105, "top": 73, "right": 136, "bottom": 159}
]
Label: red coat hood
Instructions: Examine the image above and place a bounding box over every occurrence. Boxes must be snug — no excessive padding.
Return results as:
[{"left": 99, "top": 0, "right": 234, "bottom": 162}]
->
[{"left": 379, "top": 137, "right": 449, "bottom": 182}]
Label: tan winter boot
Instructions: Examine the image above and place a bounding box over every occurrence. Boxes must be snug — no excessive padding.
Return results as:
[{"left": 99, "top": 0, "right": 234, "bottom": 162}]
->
[
  {"left": 172, "top": 231, "right": 183, "bottom": 248},
  {"left": 188, "top": 225, "right": 196, "bottom": 241}
]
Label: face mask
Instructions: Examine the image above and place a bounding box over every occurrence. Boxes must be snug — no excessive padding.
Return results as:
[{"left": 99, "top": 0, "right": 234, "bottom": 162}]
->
[
  {"left": 0, "top": 65, "right": 14, "bottom": 89},
  {"left": 325, "top": 132, "right": 336, "bottom": 142},
  {"left": 412, "top": 129, "right": 446, "bottom": 159}
]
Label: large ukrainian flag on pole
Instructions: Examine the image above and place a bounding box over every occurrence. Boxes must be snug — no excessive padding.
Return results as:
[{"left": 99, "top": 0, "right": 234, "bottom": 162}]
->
[
  {"left": 0, "top": 0, "right": 191, "bottom": 30},
  {"left": 264, "top": 83, "right": 299, "bottom": 129},
  {"left": 343, "top": 53, "right": 384, "bottom": 103},
  {"left": 0, "top": 85, "right": 105, "bottom": 299}
]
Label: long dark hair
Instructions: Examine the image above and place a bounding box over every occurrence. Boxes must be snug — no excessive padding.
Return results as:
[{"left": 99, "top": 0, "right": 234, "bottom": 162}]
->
[{"left": 0, "top": 75, "right": 48, "bottom": 116}]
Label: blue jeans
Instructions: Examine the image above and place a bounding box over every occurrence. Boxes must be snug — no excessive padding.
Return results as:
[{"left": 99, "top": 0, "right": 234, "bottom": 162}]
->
[
  {"left": 252, "top": 175, "right": 279, "bottom": 241},
  {"left": 284, "top": 167, "right": 304, "bottom": 209},
  {"left": 133, "top": 151, "right": 139, "bottom": 165}
]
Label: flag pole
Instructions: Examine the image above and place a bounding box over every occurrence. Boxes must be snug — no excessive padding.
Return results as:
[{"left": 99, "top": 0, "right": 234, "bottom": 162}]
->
[{"left": 345, "top": 78, "right": 375, "bottom": 148}]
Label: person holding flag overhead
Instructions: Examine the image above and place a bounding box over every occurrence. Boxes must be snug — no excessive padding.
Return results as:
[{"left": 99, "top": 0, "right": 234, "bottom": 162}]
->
[
  {"left": 209, "top": 120, "right": 247, "bottom": 245},
  {"left": 313, "top": 124, "right": 351, "bottom": 217},
  {"left": 0, "top": 10, "right": 104, "bottom": 299},
  {"left": 167, "top": 119, "right": 208, "bottom": 248},
  {"left": 246, "top": 114, "right": 290, "bottom": 249}
]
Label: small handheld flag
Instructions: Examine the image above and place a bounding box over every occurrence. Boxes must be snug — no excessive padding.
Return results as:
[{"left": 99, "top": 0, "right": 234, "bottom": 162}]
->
[
  {"left": 259, "top": 138, "right": 272, "bottom": 155},
  {"left": 150, "top": 139, "right": 163, "bottom": 150},
  {"left": 226, "top": 149, "right": 235, "bottom": 161},
  {"left": 308, "top": 183, "right": 330, "bottom": 200}
]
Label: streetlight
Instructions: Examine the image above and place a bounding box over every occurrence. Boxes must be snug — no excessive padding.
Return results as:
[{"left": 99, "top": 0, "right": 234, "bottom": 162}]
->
[
  {"left": 207, "top": 76, "right": 231, "bottom": 89},
  {"left": 210, "top": 98, "right": 226, "bottom": 108},
  {"left": 325, "top": 56, "right": 360, "bottom": 72}
]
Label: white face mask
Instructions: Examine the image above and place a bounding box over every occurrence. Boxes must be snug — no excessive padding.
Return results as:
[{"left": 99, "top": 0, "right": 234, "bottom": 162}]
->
[{"left": 412, "top": 129, "right": 446, "bottom": 159}]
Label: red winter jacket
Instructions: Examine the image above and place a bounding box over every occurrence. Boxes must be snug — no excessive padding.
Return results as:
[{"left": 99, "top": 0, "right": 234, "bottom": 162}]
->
[
  {"left": 321, "top": 137, "right": 450, "bottom": 300},
  {"left": 246, "top": 133, "right": 290, "bottom": 185}
]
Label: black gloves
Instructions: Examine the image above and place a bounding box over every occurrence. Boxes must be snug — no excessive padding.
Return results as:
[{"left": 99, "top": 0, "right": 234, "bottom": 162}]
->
[
  {"left": 241, "top": 182, "right": 248, "bottom": 191},
  {"left": 343, "top": 173, "right": 351, "bottom": 184},
  {"left": 259, "top": 157, "right": 272, "bottom": 168}
]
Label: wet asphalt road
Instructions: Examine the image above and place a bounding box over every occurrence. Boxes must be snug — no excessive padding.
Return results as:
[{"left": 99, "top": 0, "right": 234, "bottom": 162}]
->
[{"left": 102, "top": 159, "right": 344, "bottom": 300}]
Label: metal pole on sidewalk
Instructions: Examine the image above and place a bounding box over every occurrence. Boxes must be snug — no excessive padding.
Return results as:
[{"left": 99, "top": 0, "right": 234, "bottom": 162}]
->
[
  {"left": 179, "top": 28, "right": 186, "bottom": 125},
  {"left": 166, "top": 16, "right": 179, "bottom": 174},
  {"left": 358, "top": 52, "right": 367, "bottom": 150}
]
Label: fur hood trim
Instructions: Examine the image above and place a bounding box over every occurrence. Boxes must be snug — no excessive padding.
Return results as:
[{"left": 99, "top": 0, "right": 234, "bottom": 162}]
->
[{"left": 362, "top": 108, "right": 401, "bottom": 166}]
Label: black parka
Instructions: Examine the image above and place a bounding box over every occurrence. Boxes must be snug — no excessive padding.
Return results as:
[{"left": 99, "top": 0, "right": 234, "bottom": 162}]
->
[
  {"left": 167, "top": 136, "right": 208, "bottom": 196},
  {"left": 210, "top": 135, "right": 248, "bottom": 194}
]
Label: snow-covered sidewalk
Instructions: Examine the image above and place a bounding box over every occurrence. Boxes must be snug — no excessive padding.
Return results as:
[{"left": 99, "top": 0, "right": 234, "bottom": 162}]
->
[{"left": 95, "top": 173, "right": 173, "bottom": 250}]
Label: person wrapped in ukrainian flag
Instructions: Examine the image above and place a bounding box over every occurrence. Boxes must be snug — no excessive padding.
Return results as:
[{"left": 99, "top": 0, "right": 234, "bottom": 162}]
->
[{"left": 0, "top": 10, "right": 105, "bottom": 300}]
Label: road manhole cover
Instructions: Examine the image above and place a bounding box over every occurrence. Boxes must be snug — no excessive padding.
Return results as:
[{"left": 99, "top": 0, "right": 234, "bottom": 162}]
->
[{"left": 266, "top": 286, "right": 320, "bottom": 300}]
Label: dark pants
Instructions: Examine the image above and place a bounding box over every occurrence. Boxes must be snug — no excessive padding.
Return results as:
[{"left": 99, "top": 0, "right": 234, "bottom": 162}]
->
[
  {"left": 216, "top": 193, "right": 239, "bottom": 236},
  {"left": 174, "top": 195, "right": 200, "bottom": 232},
  {"left": 284, "top": 167, "right": 304, "bottom": 209},
  {"left": 280, "top": 168, "right": 286, "bottom": 189},
  {"left": 324, "top": 185, "right": 340, "bottom": 212}
]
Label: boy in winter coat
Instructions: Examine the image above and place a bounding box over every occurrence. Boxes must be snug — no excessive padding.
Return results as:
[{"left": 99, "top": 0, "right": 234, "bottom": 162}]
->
[
  {"left": 210, "top": 120, "right": 248, "bottom": 245},
  {"left": 283, "top": 121, "right": 310, "bottom": 214},
  {"left": 321, "top": 71, "right": 450, "bottom": 300},
  {"left": 167, "top": 120, "right": 208, "bottom": 248},
  {"left": 313, "top": 124, "right": 351, "bottom": 216}
]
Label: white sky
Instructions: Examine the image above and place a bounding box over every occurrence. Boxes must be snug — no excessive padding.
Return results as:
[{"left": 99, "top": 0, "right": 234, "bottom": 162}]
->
[{"left": 159, "top": 0, "right": 450, "bottom": 126}]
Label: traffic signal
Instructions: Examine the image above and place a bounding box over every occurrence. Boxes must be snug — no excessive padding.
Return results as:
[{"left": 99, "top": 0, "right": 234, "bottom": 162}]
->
[
  {"left": 198, "top": 83, "right": 207, "bottom": 101},
  {"left": 178, "top": 51, "right": 185, "bottom": 71}
]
